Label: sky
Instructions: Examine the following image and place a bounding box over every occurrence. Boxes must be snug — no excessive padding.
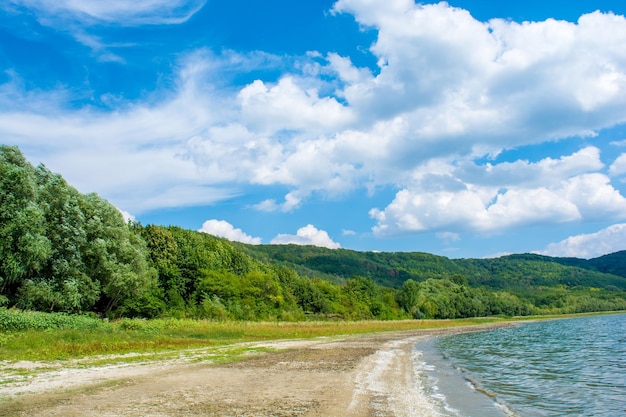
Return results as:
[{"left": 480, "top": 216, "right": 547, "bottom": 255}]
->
[{"left": 2, "top": 0, "right": 626, "bottom": 259}]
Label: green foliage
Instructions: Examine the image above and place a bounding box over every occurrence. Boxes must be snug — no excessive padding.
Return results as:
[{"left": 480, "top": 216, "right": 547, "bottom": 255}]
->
[
  {"left": 0, "top": 308, "right": 106, "bottom": 331},
  {"left": 2, "top": 144, "right": 625, "bottom": 323},
  {"left": 240, "top": 244, "right": 626, "bottom": 292},
  {"left": 0, "top": 146, "right": 51, "bottom": 294},
  {"left": 398, "top": 279, "right": 421, "bottom": 318},
  {"left": 194, "top": 269, "right": 290, "bottom": 320},
  {"left": 0, "top": 146, "right": 158, "bottom": 316},
  {"left": 241, "top": 243, "right": 626, "bottom": 316},
  {"left": 588, "top": 250, "right": 626, "bottom": 278}
]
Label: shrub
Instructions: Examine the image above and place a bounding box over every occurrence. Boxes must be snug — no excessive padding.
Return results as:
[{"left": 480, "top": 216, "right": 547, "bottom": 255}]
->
[{"left": 0, "top": 308, "right": 107, "bottom": 331}]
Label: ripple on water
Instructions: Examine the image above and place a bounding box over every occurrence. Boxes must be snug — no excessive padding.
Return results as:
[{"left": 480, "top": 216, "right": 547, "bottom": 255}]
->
[{"left": 419, "top": 314, "right": 626, "bottom": 417}]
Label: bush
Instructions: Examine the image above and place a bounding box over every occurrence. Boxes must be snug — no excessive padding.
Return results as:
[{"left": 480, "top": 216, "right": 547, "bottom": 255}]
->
[{"left": 0, "top": 308, "right": 107, "bottom": 331}]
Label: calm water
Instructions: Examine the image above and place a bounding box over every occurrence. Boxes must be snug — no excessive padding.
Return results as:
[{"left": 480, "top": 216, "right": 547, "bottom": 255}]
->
[{"left": 414, "top": 314, "right": 626, "bottom": 416}]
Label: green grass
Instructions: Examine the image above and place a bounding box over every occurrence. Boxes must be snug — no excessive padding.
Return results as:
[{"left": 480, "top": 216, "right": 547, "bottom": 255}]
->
[
  {"left": 0, "top": 309, "right": 507, "bottom": 361},
  {"left": 1, "top": 309, "right": 622, "bottom": 362}
]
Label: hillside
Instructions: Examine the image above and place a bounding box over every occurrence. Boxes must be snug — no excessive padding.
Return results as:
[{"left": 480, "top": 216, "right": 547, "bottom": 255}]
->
[
  {"left": 238, "top": 244, "right": 626, "bottom": 291},
  {"left": 234, "top": 244, "right": 461, "bottom": 286},
  {"left": 588, "top": 250, "right": 626, "bottom": 277},
  {"left": 2, "top": 144, "right": 626, "bottom": 320}
]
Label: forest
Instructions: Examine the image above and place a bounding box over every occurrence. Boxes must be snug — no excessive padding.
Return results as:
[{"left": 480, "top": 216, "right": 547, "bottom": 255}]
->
[{"left": 2, "top": 145, "right": 626, "bottom": 321}]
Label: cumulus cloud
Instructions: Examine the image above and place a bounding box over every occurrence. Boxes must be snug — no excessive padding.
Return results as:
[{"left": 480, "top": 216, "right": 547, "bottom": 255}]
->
[
  {"left": 454, "top": 147, "right": 604, "bottom": 188},
  {"left": 247, "top": 4, "right": 626, "bottom": 219},
  {"left": 370, "top": 148, "right": 626, "bottom": 235},
  {"left": 3, "top": 2, "right": 626, "bottom": 238},
  {"left": 239, "top": 77, "right": 355, "bottom": 135},
  {"left": 331, "top": 1, "right": 626, "bottom": 152},
  {"left": 539, "top": 224, "right": 626, "bottom": 258},
  {"left": 270, "top": 224, "right": 341, "bottom": 249},
  {"left": 609, "top": 153, "right": 626, "bottom": 177},
  {"left": 560, "top": 173, "right": 626, "bottom": 219},
  {"left": 198, "top": 219, "right": 262, "bottom": 244}
]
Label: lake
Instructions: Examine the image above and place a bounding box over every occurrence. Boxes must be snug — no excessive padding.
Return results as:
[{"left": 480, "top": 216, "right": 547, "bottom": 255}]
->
[{"left": 414, "top": 314, "right": 626, "bottom": 416}]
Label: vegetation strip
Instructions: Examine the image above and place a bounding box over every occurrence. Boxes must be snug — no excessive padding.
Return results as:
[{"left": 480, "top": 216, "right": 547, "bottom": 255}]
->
[
  {"left": 1, "top": 314, "right": 506, "bottom": 361},
  {"left": 3, "top": 145, "right": 626, "bottom": 325},
  {"left": 2, "top": 311, "right": 617, "bottom": 363}
]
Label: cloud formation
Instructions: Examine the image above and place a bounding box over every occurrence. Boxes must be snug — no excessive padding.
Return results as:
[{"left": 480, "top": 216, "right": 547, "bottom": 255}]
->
[
  {"left": 198, "top": 219, "right": 262, "bottom": 245},
  {"left": 370, "top": 148, "right": 626, "bottom": 235},
  {"left": 540, "top": 223, "right": 626, "bottom": 258},
  {"left": 2, "top": 1, "right": 626, "bottom": 244},
  {"left": 270, "top": 225, "right": 341, "bottom": 249},
  {"left": 610, "top": 153, "right": 626, "bottom": 177},
  {"left": 8, "top": 0, "right": 206, "bottom": 25}
]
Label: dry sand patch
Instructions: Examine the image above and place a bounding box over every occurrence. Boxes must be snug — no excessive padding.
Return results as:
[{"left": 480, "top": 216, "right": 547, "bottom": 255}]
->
[{"left": 0, "top": 324, "right": 511, "bottom": 416}]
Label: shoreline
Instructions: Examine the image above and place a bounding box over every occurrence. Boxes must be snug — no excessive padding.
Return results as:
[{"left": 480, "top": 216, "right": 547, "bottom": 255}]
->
[{"left": 0, "top": 322, "right": 514, "bottom": 416}]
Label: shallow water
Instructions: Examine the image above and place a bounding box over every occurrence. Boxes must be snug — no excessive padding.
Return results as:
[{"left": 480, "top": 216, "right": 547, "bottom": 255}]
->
[{"left": 414, "top": 314, "right": 626, "bottom": 417}]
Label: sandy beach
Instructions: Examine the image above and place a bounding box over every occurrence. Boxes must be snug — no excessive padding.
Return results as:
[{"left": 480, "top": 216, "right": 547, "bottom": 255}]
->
[{"left": 0, "top": 323, "right": 511, "bottom": 417}]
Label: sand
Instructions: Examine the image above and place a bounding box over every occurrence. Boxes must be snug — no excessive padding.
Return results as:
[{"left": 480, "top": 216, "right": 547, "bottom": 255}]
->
[{"left": 0, "top": 323, "right": 511, "bottom": 417}]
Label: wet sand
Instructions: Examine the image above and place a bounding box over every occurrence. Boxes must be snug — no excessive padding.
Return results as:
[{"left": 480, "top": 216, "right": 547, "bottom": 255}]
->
[{"left": 0, "top": 323, "right": 512, "bottom": 417}]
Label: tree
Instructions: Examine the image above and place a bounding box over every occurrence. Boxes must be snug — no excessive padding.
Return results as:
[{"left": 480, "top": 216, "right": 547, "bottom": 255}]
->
[
  {"left": 0, "top": 146, "right": 50, "bottom": 298},
  {"left": 342, "top": 276, "right": 384, "bottom": 319},
  {"left": 80, "top": 193, "right": 156, "bottom": 315},
  {"left": 24, "top": 166, "right": 100, "bottom": 312},
  {"left": 398, "top": 279, "right": 421, "bottom": 317},
  {"left": 1, "top": 147, "right": 159, "bottom": 315}
]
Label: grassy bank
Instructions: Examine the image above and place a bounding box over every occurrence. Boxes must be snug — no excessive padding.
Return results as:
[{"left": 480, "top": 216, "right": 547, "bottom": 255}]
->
[
  {"left": 0, "top": 309, "right": 620, "bottom": 362},
  {"left": 0, "top": 309, "right": 505, "bottom": 361}
]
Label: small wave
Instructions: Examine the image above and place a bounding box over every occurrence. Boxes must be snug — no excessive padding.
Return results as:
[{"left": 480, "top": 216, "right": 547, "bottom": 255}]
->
[
  {"left": 435, "top": 314, "right": 626, "bottom": 416},
  {"left": 494, "top": 401, "right": 520, "bottom": 417},
  {"left": 464, "top": 376, "right": 520, "bottom": 417},
  {"left": 464, "top": 376, "right": 496, "bottom": 398}
]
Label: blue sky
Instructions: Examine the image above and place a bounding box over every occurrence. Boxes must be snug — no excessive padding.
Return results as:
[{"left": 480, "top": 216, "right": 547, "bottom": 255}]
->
[{"left": 2, "top": 0, "right": 626, "bottom": 259}]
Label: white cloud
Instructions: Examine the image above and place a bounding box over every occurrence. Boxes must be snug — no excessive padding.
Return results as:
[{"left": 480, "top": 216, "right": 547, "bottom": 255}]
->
[
  {"left": 560, "top": 173, "right": 626, "bottom": 219},
  {"left": 3, "top": 2, "right": 626, "bottom": 240},
  {"left": 5, "top": 0, "right": 206, "bottom": 59},
  {"left": 0, "top": 51, "right": 260, "bottom": 213},
  {"left": 252, "top": 192, "right": 303, "bottom": 213},
  {"left": 9, "top": 0, "right": 206, "bottom": 26},
  {"left": 539, "top": 223, "right": 626, "bottom": 258},
  {"left": 238, "top": 77, "right": 355, "bottom": 135},
  {"left": 370, "top": 186, "right": 580, "bottom": 235},
  {"left": 370, "top": 148, "right": 626, "bottom": 236},
  {"left": 609, "top": 153, "right": 626, "bottom": 176},
  {"left": 332, "top": 2, "right": 626, "bottom": 153},
  {"left": 198, "top": 219, "right": 262, "bottom": 245},
  {"left": 454, "top": 147, "right": 604, "bottom": 188},
  {"left": 270, "top": 224, "right": 340, "bottom": 249}
]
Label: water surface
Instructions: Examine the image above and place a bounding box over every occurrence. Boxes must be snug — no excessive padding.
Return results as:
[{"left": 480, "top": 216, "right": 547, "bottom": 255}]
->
[{"left": 414, "top": 314, "right": 626, "bottom": 416}]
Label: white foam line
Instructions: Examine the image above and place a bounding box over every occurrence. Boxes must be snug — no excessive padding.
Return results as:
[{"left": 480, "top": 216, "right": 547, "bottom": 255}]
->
[{"left": 349, "top": 337, "right": 444, "bottom": 416}]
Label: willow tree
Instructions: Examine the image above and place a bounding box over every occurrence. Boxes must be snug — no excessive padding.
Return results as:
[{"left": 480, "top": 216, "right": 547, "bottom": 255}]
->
[
  {"left": 0, "top": 146, "right": 50, "bottom": 304},
  {"left": 1, "top": 146, "right": 156, "bottom": 315}
]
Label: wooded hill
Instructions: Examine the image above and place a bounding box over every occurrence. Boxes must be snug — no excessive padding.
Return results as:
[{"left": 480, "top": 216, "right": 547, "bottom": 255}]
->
[
  {"left": 237, "top": 244, "right": 626, "bottom": 291},
  {"left": 2, "top": 144, "right": 626, "bottom": 321}
]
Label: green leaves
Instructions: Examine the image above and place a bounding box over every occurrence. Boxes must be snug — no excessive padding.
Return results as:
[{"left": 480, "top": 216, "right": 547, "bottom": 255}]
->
[
  {"left": 0, "top": 146, "right": 51, "bottom": 292},
  {"left": 3, "top": 145, "right": 624, "bottom": 321},
  {"left": 0, "top": 146, "right": 157, "bottom": 315}
]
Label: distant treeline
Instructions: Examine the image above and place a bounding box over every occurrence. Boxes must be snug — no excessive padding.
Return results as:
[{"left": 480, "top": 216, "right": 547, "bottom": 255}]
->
[{"left": 2, "top": 145, "right": 626, "bottom": 320}]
